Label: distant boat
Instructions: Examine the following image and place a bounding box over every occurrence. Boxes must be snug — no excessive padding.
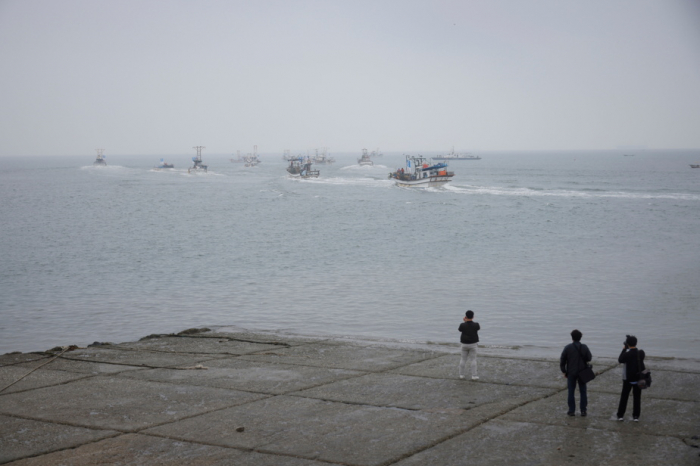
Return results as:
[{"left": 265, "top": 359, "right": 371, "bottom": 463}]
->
[
  {"left": 155, "top": 158, "right": 174, "bottom": 169},
  {"left": 245, "top": 145, "right": 261, "bottom": 167},
  {"left": 287, "top": 157, "right": 319, "bottom": 178},
  {"left": 624, "top": 154, "right": 635, "bottom": 157},
  {"left": 358, "top": 148, "right": 373, "bottom": 166},
  {"left": 691, "top": 164, "right": 700, "bottom": 168},
  {"left": 312, "top": 148, "right": 335, "bottom": 164},
  {"left": 434, "top": 147, "right": 480, "bottom": 161},
  {"left": 93, "top": 149, "right": 107, "bottom": 166},
  {"left": 188, "top": 146, "right": 208, "bottom": 173},
  {"left": 389, "top": 155, "right": 454, "bottom": 187}
]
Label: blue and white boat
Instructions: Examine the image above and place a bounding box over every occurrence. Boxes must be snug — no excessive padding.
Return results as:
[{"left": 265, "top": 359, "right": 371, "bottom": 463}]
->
[
  {"left": 389, "top": 155, "right": 454, "bottom": 187},
  {"left": 155, "top": 158, "right": 174, "bottom": 169},
  {"left": 188, "top": 146, "right": 208, "bottom": 173}
]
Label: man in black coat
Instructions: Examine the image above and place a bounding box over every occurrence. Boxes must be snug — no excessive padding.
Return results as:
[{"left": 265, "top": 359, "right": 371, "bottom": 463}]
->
[
  {"left": 616, "top": 335, "right": 646, "bottom": 421},
  {"left": 560, "top": 329, "right": 593, "bottom": 416}
]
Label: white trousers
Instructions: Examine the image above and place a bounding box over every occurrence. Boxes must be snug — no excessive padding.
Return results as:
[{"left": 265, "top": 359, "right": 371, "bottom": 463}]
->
[{"left": 459, "top": 343, "right": 478, "bottom": 377}]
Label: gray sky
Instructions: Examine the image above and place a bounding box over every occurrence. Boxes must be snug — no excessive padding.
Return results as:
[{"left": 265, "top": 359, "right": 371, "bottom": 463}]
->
[{"left": 1, "top": 0, "right": 699, "bottom": 156}]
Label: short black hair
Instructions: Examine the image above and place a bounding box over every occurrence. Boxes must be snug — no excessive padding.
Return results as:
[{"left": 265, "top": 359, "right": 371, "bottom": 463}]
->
[
  {"left": 626, "top": 335, "right": 637, "bottom": 347},
  {"left": 571, "top": 329, "right": 582, "bottom": 341},
  {"left": 465, "top": 310, "right": 474, "bottom": 319}
]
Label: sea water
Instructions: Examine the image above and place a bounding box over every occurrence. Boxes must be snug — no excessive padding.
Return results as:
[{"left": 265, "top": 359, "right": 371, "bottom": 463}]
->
[{"left": 1, "top": 151, "right": 699, "bottom": 358}]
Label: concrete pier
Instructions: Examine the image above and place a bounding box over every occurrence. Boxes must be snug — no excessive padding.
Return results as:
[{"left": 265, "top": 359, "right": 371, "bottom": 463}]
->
[{"left": 1, "top": 328, "right": 699, "bottom": 465}]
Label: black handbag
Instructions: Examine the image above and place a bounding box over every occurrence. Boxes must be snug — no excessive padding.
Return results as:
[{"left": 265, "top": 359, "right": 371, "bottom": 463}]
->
[
  {"left": 575, "top": 343, "right": 596, "bottom": 383},
  {"left": 637, "top": 350, "right": 652, "bottom": 389}
]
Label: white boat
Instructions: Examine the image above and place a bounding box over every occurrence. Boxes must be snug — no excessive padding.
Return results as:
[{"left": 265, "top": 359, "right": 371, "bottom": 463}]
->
[
  {"left": 93, "top": 149, "right": 107, "bottom": 166},
  {"left": 358, "top": 148, "right": 374, "bottom": 166},
  {"left": 434, "top": 147, "right": 481, "bottom": 160},
  {"left": 287, "top": 157, "right": 319, "bottom": 178},
  {"left": 389, "top": 155, "right": 454, "bottom": 187}
]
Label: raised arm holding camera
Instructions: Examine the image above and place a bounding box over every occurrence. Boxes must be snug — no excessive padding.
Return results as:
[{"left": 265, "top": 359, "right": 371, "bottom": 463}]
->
[{"left": 616, "top": 335, "right": 646, "bottom": 421}]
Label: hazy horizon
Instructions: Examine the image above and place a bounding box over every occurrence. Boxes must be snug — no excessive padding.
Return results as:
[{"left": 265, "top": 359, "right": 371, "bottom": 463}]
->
[{"left": 1, "top": 0, "right": 699, "bottom": 156}]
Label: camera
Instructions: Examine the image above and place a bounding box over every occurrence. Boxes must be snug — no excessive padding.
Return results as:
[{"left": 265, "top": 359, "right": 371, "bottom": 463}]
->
[{"left": 624, "top": 335, "right": 630, "bottom": 348}]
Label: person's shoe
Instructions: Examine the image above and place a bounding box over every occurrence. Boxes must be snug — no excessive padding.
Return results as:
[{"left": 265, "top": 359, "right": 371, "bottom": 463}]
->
[
  {"left": 459, "top": 375, "right": 465, "bottom": 380},
  {"left": 567, "top": 412, "right": 575, "bottom": 416},
  {"left": 580, "top": 412, "right": 587, "bottom": 417},
  {"left": 633, "top": 417, "right": 639, "bottom": 422},
  {"left": 471, "top": 376, "right": 479, "bottom": 380},
  {"left": 617, "top": 417, "right": 624, "bottom": 421}
]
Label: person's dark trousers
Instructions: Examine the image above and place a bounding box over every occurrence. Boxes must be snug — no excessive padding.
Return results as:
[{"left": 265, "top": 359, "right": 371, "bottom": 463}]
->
[
  {"left": 617, "top": 380, "right": 641, "bottom": 418},
  {"left": 567, "top": 374, "right": 587, "bottom": 414}
]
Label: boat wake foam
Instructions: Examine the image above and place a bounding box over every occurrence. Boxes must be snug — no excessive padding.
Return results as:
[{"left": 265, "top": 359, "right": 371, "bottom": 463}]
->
[{"left": 445, "top": 184, "right": 700, "bottom": 201}]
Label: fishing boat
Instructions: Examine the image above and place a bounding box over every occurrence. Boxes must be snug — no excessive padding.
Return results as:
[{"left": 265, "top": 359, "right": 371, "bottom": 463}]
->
[
  {"left": 244, "top": 145, "right": 261, "bottom": 167},
  {"left": 188, "top": 146, "right": 208, "bottom": 173},
  {"left": 287, "top": 157, "right": 319, "bottom": 178},
  {"left": 358, "top": 148, "right": 373, "bottom": 166},
  {"left": 389, "top": 155, "right": 454, "bottom": 187},
  {"left": 434, "top": 147, "right": 481, "bottom": 160},
  {"left": 93, "top": 149, "right": 107, "bottom": 166},
  {"left": 312, "top": 148, "right": 335, "bottom": 164},
  {"left": 155, "top": 158, "right": 174, "bottom": 169},
  {"left": 691, "top": 164, "right": 700, "bottom": 168},
  {"left": 244, "top": 154, "right": 260, "bottom": 167}
]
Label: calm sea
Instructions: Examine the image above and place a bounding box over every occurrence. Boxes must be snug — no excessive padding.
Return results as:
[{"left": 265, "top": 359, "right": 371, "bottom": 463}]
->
[{"left": 1, "top": 150, "right": 699, "bottom": 358}]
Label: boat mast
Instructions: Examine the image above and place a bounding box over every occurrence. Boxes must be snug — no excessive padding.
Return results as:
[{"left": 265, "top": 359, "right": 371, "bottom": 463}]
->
[{"left": 193, "top": 146, "right": 205, "bottom": 163}]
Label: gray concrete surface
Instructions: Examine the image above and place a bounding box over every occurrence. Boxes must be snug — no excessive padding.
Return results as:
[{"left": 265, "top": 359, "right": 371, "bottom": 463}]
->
[{"left": 1, "top": 328, "right": 698, "bottom": 465}]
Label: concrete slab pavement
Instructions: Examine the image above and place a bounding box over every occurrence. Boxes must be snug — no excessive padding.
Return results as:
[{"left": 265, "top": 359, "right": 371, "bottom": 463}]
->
[{"left": 1, "top": 328, "right": 698, "bottom": 465}]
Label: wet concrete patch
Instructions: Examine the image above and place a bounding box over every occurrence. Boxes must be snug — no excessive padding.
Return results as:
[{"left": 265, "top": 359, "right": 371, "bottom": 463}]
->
[
  {"left": 501, "top": 391, "right": 700, "bottom": 438},
  {"left": 239, "top": 341, "right": 440, "bottom": 372},
  {"left": 0, "top": 376, "right": 268, "bottom": 432},
  {"left": 392, "top": 419, "right": 700, "bottom": 466},
  {"left": 118, "top": 357, "right": 365, "bottom": 395},
  {"left": 7, "top": 433, "right": 331, "bottom": 466},
  {"left": 145, "top": 395, "right": 483, "bottom": 466},
  {"left": 0, "top": 414, "right": 118, "bottom": 464},
  {"left": 294, "top": 372, "right": 557, "bottom": 411}
]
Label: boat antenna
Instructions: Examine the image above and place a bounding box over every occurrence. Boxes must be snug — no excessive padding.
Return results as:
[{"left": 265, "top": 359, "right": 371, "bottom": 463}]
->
[{"left": 193, "top": 146, "right": 205, "bottom": 161}]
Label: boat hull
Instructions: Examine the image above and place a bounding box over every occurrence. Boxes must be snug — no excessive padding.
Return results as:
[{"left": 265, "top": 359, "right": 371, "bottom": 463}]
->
[{"left": 394, "top": 176, "right": 452, "bottom": 187}]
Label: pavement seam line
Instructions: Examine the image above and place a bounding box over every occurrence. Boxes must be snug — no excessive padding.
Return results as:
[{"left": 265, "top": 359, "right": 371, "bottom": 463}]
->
[
  {"left": 379, "top": 389, "right": 565, "bottom": 466},
  {"left": 0, "top": 372, "right": 97, "bottom": 398},
  {"left": 139, "top": 431, "right": 350, "bottom": 465},
  {"left": 1, "top": 431, "right": 125, "bottom": 465}
]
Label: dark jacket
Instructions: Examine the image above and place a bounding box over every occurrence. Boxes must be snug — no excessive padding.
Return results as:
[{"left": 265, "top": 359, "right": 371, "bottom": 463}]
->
[
  {"left": 458, "top": 321, "right": 480, "bottom": 344},
  {"left": 619, "top": 348, "right": 646, "bottom": 382},
  {"left": 560, "top": 342, "right": 592, "bottom": 377}
]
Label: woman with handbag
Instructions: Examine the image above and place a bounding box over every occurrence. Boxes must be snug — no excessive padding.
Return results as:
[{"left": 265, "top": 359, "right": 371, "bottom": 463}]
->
[{"left": 616, "top": 335, "right": 645, "bottom": 421}]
